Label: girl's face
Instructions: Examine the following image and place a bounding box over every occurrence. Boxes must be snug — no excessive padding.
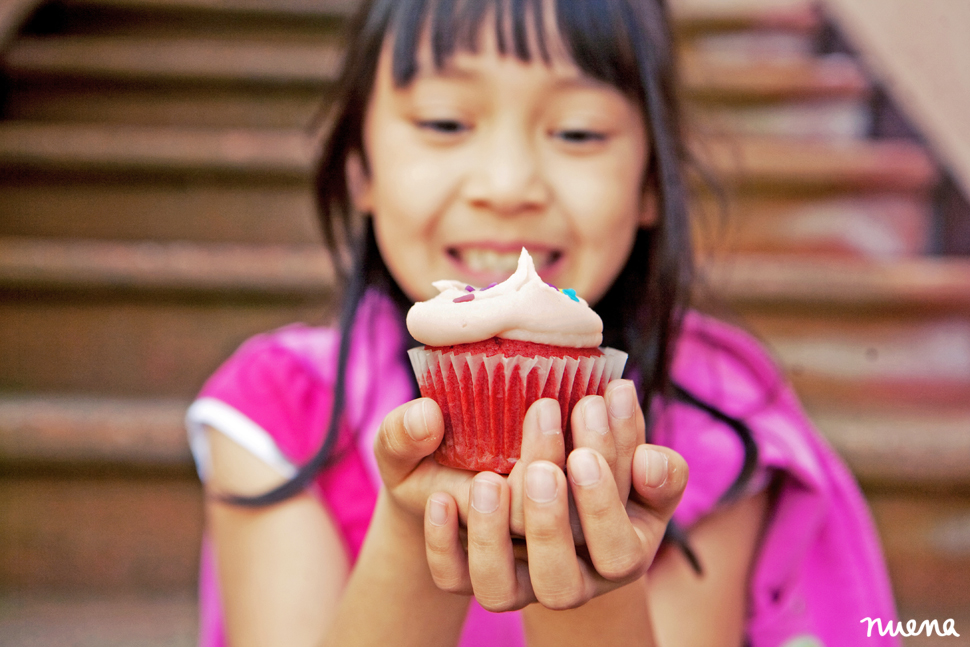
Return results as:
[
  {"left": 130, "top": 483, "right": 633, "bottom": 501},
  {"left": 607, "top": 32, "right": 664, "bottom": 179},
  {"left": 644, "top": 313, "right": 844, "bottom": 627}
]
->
[{"left": 350, "top": 27, "right": 654, "bottom": 304}]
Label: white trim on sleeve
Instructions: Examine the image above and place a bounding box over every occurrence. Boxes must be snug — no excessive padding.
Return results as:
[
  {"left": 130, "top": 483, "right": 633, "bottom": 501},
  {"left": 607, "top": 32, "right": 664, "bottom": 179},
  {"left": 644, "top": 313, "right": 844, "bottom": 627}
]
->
[{"left": 185, "top": 397, "right": 298, "bottom": 482}]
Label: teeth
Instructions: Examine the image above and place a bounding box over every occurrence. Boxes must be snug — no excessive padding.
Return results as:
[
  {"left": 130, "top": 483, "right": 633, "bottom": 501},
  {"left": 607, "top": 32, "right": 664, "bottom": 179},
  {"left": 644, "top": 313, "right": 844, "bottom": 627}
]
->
[{"left": 460, "top": 249, "right": 551, "bottom": 274}]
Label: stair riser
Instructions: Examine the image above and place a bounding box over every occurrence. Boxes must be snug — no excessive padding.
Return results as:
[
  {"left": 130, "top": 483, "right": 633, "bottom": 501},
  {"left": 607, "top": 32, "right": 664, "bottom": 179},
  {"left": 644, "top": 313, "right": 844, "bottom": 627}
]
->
[
  {"left": 4, "top": 83, "right": 330, "bottom": 129},
  {"left": 739, "top": 310, "right": 970, "bottom": 407},
  {"left": 694, "top": 195, "right": 932, "bottom": 258},
  {"left": 0, "top": 475, "right": 202, "bottom": 592},
  {"left": 0, "top": 300, "right": 334, "bottom": 397},
  {"left": 0, "top": 181, "right": 320, "bottom": 244},
  {"left": 871, "top": 493, "right": 970, "bottom": 612}
]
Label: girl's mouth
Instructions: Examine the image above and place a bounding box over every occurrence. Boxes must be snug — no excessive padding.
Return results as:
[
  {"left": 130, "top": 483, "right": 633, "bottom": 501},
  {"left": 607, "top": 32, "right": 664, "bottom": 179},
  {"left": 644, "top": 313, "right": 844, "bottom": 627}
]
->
[{"left": 447, "top": 246, "right": 563, "bottom": 283}]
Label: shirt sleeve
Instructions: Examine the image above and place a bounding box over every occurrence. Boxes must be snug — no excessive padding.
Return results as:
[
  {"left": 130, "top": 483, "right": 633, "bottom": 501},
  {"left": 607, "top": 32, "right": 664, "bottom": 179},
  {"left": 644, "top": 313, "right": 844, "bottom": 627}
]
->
[{"left": 184, "top": 324, "right": 339, "bottom": 482}]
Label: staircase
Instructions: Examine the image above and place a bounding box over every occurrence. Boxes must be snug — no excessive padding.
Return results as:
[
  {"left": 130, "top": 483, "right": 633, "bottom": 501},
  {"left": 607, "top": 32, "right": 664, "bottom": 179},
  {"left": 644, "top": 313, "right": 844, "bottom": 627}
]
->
[{"left": 1, "top": 1, "right": 968, "bottom": 644}]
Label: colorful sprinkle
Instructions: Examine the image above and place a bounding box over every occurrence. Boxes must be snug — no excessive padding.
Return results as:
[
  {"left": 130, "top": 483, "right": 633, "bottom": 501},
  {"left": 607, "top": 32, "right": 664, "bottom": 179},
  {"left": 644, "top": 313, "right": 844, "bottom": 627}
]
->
[
  {"left": 465, "top": 285, "right": 475, "bottom": 292},
  {"left": 561, "top": 288, "right": 579, "bottom": 302},
  {"left": 453, "top": 294, "right": 475, "bottom": 303},
  {"left": 481, "top": 282, "right": 498, "bottom": 291}
]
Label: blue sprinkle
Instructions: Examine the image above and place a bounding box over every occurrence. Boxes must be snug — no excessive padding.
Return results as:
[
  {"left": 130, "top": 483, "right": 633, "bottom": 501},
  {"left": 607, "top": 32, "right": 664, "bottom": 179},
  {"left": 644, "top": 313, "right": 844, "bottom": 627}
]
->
[{"left": 562, "top": 288, "right": 579, "bottom": 302}]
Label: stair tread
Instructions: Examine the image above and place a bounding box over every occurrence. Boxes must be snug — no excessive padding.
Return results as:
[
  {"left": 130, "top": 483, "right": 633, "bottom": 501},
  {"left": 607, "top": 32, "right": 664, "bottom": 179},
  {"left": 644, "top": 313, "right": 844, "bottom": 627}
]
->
[
  {"left": 60, "top": 0, "right": 358, "bottom": 17},
  {"left": 682, "top": 52, "right": 870, "bottom": 102},
  {"left": 707, "top": 254, "right": 970, "bottom": 309},
  {"left": 810, "top": 407, "right": 970, "bottom": 488},
  {"left": 696, "top": 135, "right": 938, "bottom": 192},
  {"left": 5, "top": 35, "right": 344, "bottom": 84},
  {"left": 0, "top": 121, "right": 939, "bottom": 190},
  {"left": 7, "top": 34, "right": 868, "bottom": 105},
  {"left": 0, "top": 122, "right": 314, "bottom": 177},
  {"left": 671, "top": 1, "right": 820, "bottom": 34},
  {"left": 0, "top": 237, "right": 334, "bottom": 294},
  {"left": 0, "top": 393, "right": 191, "bottom": 466},
  {"left": 59, "top": 0, "right": 816, "bottom": 32}
]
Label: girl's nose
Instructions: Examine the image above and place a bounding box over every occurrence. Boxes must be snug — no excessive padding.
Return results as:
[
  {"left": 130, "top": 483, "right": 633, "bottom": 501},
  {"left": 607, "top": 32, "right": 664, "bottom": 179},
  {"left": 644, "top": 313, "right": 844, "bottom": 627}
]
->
[{"left": 463, "top": 126, "right": 550, "bottom": 215}]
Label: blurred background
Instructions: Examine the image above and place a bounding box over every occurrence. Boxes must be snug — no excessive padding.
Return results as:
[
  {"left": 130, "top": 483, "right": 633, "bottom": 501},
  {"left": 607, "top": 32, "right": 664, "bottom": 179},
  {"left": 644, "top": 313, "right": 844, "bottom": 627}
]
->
[{"left": 0, "top": 0, "right": 968, "bottom": 644}]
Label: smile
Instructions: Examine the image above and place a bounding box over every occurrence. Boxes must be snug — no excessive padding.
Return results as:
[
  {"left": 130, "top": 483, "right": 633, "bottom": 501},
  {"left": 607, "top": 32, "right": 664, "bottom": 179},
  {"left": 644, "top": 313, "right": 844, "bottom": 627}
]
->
[{"left": 448, "top": 246, "right": 562, "bottom": 283}]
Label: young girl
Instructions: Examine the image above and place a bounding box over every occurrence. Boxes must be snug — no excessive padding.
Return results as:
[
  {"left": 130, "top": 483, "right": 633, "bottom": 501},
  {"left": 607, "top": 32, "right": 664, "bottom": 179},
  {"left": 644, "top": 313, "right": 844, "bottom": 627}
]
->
[{"left": 185, "top": 1, "right": 899, "bottom": 645}]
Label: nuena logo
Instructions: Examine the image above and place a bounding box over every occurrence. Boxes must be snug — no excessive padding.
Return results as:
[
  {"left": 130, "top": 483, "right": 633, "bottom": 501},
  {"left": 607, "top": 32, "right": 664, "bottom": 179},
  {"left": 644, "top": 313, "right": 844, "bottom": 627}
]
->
[{"left": 861, "top": 617, "right": 960, "bottom": 638}]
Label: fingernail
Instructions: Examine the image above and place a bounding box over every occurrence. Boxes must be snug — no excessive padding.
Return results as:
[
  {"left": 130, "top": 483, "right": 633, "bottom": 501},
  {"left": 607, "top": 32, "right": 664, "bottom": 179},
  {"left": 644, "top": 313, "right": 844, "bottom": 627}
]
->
[
  {"left": 526, "top": 463, "right": 559, "bottom": 503},
  {"left": 404, "top": 400, "right": 430, "bottom": 441},
  {"left": 538, "top": 399, "right": 561, "bottom": 435},
  {"left": 569, "top": 449, "right": 600, "bottom": 487},
  {"left": 583, "top": 398, "right": 610, "bottom": 435},
  {"left": 644, "top": 448, "right": 668, "bottom": 488},
  {"left": 608, "top": 382, "right": 636, "bottom": 420},
  {"left": 429, "top": 496, "right": 448, "bottom": 526},
  {"left": 472, "top": 478, "right": 500, "bottom": 514}
]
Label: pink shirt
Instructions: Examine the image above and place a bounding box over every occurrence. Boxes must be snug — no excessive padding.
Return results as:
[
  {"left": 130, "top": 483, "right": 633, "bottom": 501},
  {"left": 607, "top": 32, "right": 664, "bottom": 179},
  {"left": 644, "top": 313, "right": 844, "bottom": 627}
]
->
[{"left": 187, "top": 291, "right": 899, "bottom": 647}]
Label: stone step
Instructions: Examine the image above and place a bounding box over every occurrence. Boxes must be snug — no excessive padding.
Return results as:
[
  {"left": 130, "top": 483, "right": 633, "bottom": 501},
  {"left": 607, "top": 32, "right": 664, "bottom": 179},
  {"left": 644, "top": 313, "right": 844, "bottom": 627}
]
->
[
  {"left": 709, "top": 254, "right": 970, "bottom": 408},
  {"left": 0, "top": 592, "right": 197, "bottom": 647},
  {"left": 0, "top": 122, "right": 313, "bottom": 179},
  {"left": 0, "top": 122, "right": 937, "bottom": 193},
  {"left": 682, "top": 52, "right": 869, "bottom": 104},
  {"left": 693, "top": 194, "right": 932, "bottom": 259},
  {"left": 0, "top": 181, "right": 930, "bottom": 255},
  {"left": 0, "top": 473, "right": 202, "bottom": 591},
  {"left": 4, "top": 35, "right": 343, "bottom": 86},
  {"left": 0, "top": 179, "right": 319, "bottom": 244},
  {"left": 870, "top": 493, "right": 970, "bottom": 615},
  {"left": 0, "top": 394, "right": 191, "bottom": 468},
  {"left": 3, "top": 80, "right": 328, "bottom": 129}
]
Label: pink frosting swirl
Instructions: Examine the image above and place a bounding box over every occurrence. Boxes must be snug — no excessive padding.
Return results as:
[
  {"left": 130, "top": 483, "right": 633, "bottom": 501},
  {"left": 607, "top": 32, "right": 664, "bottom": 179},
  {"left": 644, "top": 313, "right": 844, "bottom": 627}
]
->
[{"left": 406, "top": 249, "right": 603, "bottom": 348}]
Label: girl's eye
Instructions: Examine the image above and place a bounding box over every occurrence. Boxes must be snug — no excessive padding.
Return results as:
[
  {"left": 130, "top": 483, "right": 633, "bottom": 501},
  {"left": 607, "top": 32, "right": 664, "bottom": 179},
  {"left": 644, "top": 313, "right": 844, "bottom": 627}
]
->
[
  {"left": 417, "top": 119, "right": 470, "bottom": 135},
  {"left": 555, "top": 129, "right": 608, "bottom": 144}
]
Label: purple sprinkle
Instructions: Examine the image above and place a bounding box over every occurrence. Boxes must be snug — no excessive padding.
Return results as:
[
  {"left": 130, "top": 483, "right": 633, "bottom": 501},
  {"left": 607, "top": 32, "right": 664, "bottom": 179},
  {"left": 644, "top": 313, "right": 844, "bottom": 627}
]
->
[
  {"left": 481, "top": 282, "right": 498, "bottom": 291},
  {"left": 546, "top": 282, "right": 557, "bottom": 290},
  {"left": 465, "top": 285, "right": 475, "bottom": 292},
  {"left": 453, "top": 294, "right": 475, "bottom": 303}
]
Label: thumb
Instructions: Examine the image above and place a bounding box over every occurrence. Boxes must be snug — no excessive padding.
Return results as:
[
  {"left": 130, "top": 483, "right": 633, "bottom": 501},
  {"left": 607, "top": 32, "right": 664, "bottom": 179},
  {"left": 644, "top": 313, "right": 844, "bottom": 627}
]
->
[{"left": 375, "top": 398, "right": 445, "bottom": 487}]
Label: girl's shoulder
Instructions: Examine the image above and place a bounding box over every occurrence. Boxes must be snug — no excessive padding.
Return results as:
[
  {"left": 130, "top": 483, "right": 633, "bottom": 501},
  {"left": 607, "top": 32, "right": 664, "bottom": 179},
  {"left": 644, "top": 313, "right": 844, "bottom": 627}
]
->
[
  {"left": 187, "top": 290, "right": 413, "bottom": 472},
  {"left": 657, "top": 310, "right": 833, "bottom": 526}
]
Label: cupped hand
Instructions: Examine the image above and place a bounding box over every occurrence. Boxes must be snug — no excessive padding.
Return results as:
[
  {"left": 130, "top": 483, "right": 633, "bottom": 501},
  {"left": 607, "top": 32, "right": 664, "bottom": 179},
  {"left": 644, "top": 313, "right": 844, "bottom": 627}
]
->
[
  {"left": 424, "top": 382, "right": 689, "bottom": 611},
  {"left": 374, "top": 397, "right": 476, "bottom": 525}
]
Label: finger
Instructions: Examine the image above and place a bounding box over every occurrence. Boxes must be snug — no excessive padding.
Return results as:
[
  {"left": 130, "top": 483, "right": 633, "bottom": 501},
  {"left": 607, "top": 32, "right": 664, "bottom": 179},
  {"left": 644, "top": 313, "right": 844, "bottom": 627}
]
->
[
  {"left": 567, "top": 448, "right": 647, "bottom": 582},
  {"left": 523, "top": 461, "right": 591, "bottom": 610},
  {"left": 374, "top": 398, "right": 445, "bottom": 487},
  {"left": 467, "top": 473, "right": 534, "bottom": 611},
  {"left": 425, "top": 493, "right": 472, "bottom": 594},
  {"left": 627, "top": 445, "right": 689, "bottom": 554},
  {"left": 570, "top": 395, "right": 617, "bottom": 479},
  {"left": 509, "top": 399, "right": 563, "bottom": 537},
  {"left": 604, "top": 380, "right": 644, "bottom": 503}
]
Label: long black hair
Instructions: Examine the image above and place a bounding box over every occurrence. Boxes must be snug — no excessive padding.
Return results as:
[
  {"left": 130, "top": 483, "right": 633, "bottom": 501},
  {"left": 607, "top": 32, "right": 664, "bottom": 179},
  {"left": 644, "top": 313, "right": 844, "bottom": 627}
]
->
[{"left": 230, "top": 0, "right": 759, "bottom": 572}]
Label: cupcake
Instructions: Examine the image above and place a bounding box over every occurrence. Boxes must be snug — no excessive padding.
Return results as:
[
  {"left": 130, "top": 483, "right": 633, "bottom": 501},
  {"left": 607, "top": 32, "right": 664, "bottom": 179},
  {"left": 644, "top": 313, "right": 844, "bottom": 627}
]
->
[{"left": 406, "top": 249, "right": 627, "bottom": 473}]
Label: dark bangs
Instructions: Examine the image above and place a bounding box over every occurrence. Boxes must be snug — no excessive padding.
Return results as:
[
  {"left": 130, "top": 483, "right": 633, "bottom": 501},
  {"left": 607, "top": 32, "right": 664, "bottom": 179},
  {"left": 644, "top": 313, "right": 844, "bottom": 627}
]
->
[{"left": 384, "top": 0, "right": 646, "bottom": 99}]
